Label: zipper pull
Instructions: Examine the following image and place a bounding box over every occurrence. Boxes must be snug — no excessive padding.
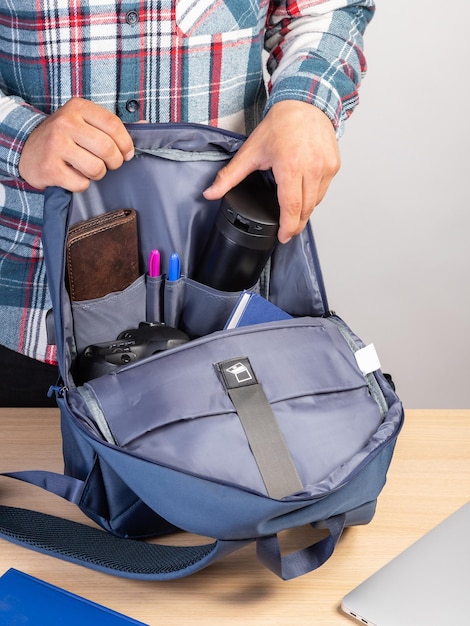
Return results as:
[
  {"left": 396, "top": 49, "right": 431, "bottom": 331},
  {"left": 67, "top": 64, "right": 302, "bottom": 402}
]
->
[{"left": 47, "top": 384, "right": 67, "bottom": 399}]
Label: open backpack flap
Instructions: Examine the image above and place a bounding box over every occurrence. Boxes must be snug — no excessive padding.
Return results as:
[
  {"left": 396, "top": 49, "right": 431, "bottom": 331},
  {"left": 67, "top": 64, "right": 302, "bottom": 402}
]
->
[{"left": 0, "top": 123, "right": 404, "bottom": 581}]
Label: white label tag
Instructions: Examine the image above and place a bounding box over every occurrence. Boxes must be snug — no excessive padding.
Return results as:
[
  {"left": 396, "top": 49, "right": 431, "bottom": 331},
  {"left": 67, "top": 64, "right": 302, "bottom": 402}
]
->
[{"left": 355, "top": 343, "right": 381, "bottom": 375}]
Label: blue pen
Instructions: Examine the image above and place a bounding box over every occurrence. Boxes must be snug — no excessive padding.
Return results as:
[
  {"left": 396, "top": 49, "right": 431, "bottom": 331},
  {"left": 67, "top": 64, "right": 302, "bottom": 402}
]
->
[{"left": 168, "top": 252, "right": 181, "bottom": 281}]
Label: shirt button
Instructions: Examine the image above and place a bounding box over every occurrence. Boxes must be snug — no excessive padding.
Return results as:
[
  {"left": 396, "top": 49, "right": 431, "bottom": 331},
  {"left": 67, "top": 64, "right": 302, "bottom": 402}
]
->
[
  {"left": 126, "top": 10, "right": 139, "bottom": 25},
  {"left": 126, "top": 99, "right": 140, "bottom": 113}
]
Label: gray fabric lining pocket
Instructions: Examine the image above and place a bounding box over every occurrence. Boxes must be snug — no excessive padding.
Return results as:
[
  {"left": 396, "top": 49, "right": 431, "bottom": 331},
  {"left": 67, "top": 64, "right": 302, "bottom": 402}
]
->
[{"left": 72, "top": 275, "right": 146, "bottom": 353}]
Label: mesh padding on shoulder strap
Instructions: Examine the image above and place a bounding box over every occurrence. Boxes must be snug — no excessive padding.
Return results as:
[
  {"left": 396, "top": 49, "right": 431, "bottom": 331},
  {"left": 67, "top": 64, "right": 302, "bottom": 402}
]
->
[{"left": 0, "top": 505, "right": 218, "bottom": 579}]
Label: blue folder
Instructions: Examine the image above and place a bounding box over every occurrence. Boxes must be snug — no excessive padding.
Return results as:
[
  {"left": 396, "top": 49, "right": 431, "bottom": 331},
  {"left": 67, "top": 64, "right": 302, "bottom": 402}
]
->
[{"left": 0, "top": 568, "right": 148, "bottom": 625}]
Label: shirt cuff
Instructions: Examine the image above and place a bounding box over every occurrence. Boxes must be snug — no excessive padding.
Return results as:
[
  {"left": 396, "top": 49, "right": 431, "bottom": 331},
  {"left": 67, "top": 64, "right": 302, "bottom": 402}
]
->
[
  {"left": 265, "top": 57, "right": 362, "bottom": 138},
  {"left": 0, "top": 97, "right": 47, "bottom": 180}
]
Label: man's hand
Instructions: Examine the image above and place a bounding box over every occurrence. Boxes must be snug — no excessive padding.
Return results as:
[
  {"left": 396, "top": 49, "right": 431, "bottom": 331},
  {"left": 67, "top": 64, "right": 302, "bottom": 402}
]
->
[
  {"left": 203, "top": 100, "right": 340, "bottom": 243},
  {"left": 19, "top": 98, "right": 134, "bottom": 192}
]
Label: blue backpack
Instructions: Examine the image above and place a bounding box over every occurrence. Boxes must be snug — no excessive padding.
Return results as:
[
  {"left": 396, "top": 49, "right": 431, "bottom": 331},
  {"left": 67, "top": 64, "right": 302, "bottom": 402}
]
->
[{"left": 0, "top": 123, "right": 403, "bottom": 581}]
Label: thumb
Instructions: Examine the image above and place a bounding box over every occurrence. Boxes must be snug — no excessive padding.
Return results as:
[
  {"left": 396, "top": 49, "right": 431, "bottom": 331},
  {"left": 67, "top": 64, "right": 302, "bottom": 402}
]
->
[{"left": 203, "top": 153, "right": 257, "bottom": 201}]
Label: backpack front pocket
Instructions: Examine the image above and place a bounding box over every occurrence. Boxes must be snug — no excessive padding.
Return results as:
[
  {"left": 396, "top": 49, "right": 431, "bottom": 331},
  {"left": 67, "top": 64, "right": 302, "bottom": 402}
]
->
[{"left": 81, "top": 318, "right": 389, "bottom": 499}]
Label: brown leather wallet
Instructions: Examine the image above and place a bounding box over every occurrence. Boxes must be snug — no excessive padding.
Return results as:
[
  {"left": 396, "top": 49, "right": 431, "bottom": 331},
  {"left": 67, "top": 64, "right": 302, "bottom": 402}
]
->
[{"left": 66, "top": 208, "right": 140, "bottom": 301}]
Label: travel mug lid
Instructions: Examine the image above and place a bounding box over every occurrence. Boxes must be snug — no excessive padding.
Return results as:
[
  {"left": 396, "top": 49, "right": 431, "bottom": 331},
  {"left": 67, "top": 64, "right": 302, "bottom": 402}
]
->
[{"left": 221, "top": 171, "right": 280, "bottom": 239}]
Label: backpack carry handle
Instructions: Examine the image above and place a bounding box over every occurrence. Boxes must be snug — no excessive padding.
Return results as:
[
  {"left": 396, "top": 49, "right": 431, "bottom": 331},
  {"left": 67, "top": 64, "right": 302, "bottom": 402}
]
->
[{"left": 256, "top": 514, "right": 346, "bottom": 580}]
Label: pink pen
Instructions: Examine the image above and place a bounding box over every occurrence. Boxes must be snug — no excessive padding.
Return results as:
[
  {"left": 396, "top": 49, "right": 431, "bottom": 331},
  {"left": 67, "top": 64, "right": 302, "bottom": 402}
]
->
[{"left": 148, "top": 249, "right": 161, "bottom": 277}]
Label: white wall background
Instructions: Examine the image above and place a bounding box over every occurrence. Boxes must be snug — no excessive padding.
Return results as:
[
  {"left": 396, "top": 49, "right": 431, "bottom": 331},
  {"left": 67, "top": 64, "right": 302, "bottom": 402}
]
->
[{"left": 312, "top": 1, "right": 470, "bottom": 408}]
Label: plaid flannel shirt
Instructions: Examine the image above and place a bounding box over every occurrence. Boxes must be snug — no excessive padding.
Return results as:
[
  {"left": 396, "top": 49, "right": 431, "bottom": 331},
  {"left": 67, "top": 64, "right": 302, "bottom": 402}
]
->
[{"left": 0, "top": 0, "right": 374, "bottom": 363}]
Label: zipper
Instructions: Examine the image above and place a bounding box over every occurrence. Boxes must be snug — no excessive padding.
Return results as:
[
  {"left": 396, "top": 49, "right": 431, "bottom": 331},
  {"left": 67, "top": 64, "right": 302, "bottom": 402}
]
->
[
  {"left": 47, "top": 383, "right": 68, "bottom": 399},
  {"left": 326, "top": 315, "right": 389, "bottom": 419},
  {"left": 76, "top": 386, "right": 116, "bottom": 444},
  {"left": 134, "top": 146, "right": 234, "bottom": 162},
  {"left": 125, "top": 121, "right": 246, "bottom": 142}
]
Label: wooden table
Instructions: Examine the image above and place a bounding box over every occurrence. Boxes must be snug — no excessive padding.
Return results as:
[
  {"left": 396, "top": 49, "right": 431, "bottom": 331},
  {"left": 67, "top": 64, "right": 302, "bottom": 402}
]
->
[{"left": 0, "top": 409, "right": 469, "bottom": 625}]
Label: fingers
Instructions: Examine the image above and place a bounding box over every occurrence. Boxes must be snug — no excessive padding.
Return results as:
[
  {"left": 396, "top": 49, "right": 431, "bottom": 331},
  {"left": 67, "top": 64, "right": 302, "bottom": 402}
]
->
[
  {"left": 273, "top": 161, "right": 311, "bottom": 244},
  {"left": 274, "top": 150, "right": 339, "bottom": 243},
  {"left": 19, "top": 98, "right": 134, "bottom": 192},
  {"left": 204, "top": 153, "right": 322, "bottom": 245},
  {"left": 205, "top": 157, "right": 316, "bottom": 245},
  {"left": 203, "top": 144, "right": 257, "bottom": 201},
  {"left": 203, "top": 101, "right": 340, "bottom": 245},
  {"left": 78, "top": 101, "right": 135, "bottom": 165},
  {"left": 271, "top": 107, "right": 340, "bottom": 242}
]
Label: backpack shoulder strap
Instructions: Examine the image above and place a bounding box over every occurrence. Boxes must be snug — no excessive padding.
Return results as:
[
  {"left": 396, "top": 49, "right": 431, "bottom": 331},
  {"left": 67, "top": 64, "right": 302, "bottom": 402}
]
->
[
  {"left": 0, "top": 470, "right": 249, "bottom": 579},
  {"left": 0, "top": 504, "right": 248, "bottom": 580}
]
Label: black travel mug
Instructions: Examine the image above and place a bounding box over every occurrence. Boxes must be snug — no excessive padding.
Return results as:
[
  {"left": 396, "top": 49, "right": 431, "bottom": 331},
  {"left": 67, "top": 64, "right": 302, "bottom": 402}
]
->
[{"left": 195, "top": 171, "right": 280, "bottom": 291}]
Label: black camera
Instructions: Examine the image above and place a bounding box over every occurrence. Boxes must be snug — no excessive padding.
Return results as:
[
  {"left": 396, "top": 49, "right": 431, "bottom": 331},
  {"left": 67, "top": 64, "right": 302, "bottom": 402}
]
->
[{"left": 78, "top": 322, "right": 190, "bottom": 381}]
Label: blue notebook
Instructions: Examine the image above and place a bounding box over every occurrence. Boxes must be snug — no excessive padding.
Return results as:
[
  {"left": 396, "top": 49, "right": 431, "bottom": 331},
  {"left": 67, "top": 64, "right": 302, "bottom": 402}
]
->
[
  {"left": 0, "top": 569, "right": 148, "bottom": 625},
  {"left": 225, "top": 291, "right": 292, "bottom": 329}
]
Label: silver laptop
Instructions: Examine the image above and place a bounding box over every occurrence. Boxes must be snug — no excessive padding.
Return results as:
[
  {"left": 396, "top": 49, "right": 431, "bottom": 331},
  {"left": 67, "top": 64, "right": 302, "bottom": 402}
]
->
[{"left": 341, "top": 501, "right": 470, "bottom": 625}]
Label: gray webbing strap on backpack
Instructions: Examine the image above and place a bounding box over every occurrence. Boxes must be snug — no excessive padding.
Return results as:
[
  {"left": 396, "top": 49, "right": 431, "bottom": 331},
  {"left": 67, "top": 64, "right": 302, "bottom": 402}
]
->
[{"left": 216, "top": 357, "right": 303, "bottom": 500}]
